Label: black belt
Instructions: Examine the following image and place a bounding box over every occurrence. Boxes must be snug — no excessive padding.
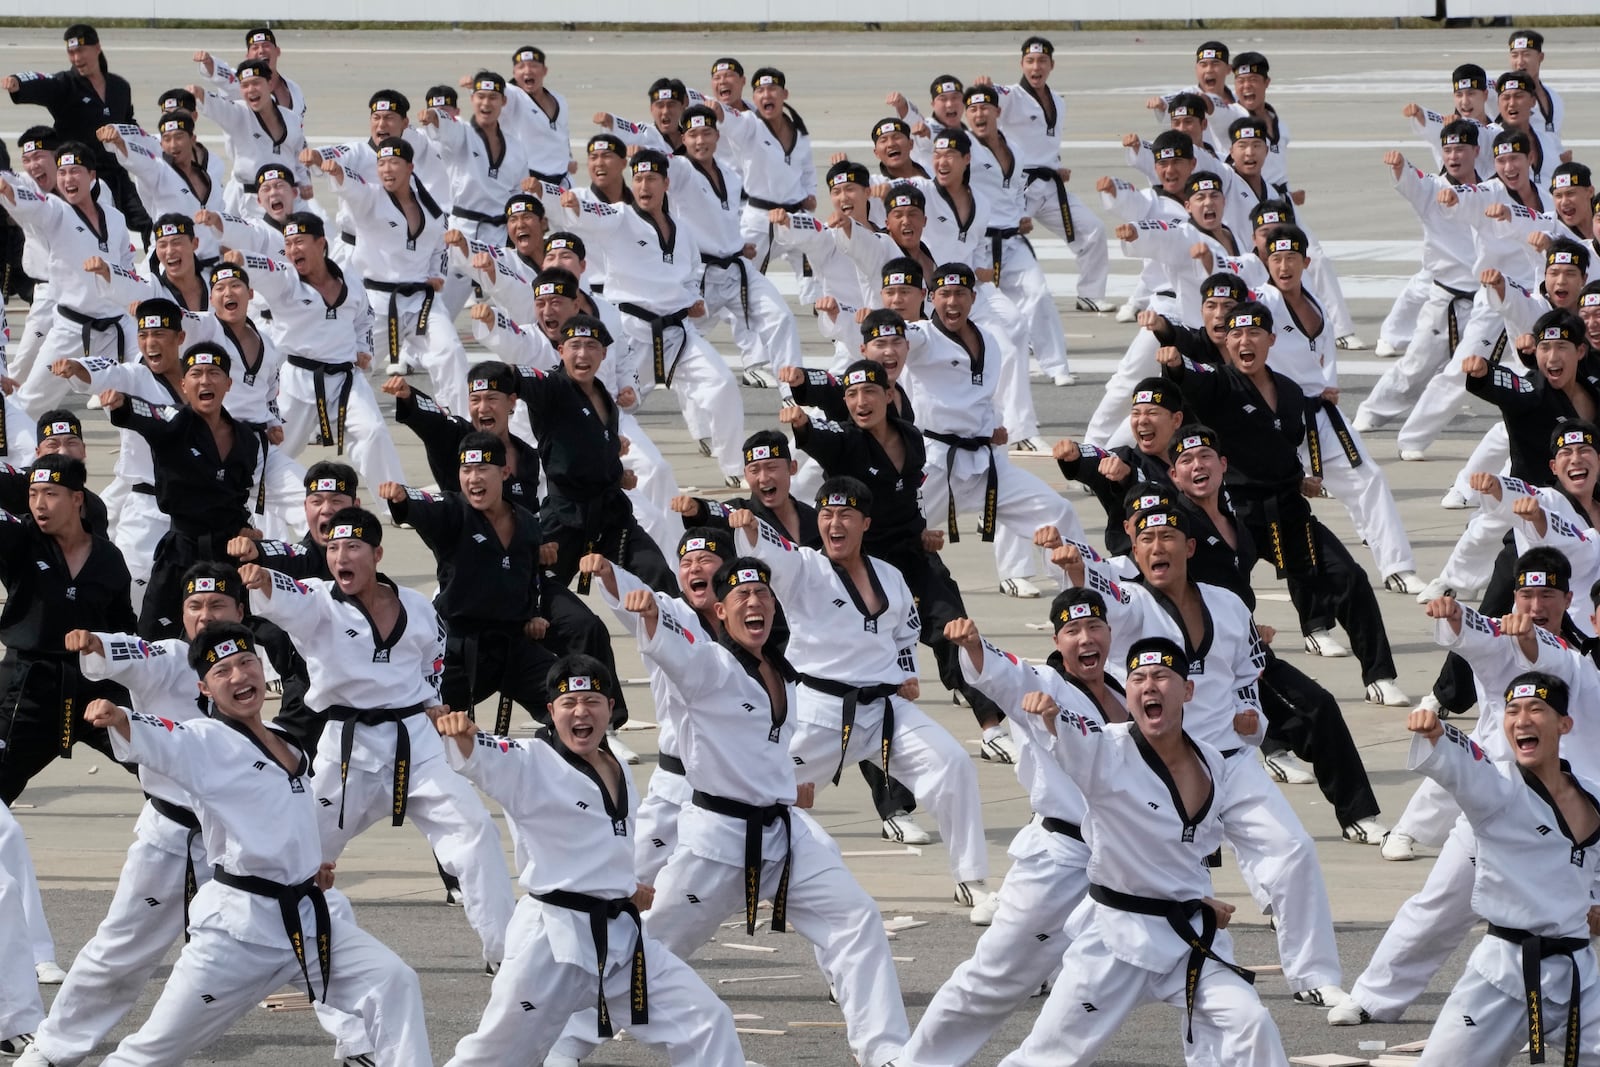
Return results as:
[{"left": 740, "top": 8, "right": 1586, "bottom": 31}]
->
[
  {"left": 701, "top": 251, "right": 750, "bottom": 326},
  {"left": 453, "top": 207, "right": 507, "bottom": 227},
  {"left": 1023, "top": 166, "right": 1075, "bottom": 243},
  {"left": 984, "top": 225, "right": 1030, "bottom": 288},
  {"left": 691, "top": 790, "right": 791, "bottom": 936},
  {"left": 745, "top": 196, "right": 807, "bottom": 276},
  {"left": 58, "top": 305, "right": 125, "bottom": 362},
  {"left": 534, "top": 889, "right": 648, "bottom": 1038},
  {"left": 1305, "top": 397, "right": 1362, "bottom": 477},
  {"left": 1040, "top": 815, "right": 1084, "bottom": 841},
  {"left": 922, "top": 430, "right": 998, "bottom": 541},
  {"left": 285, "top": 355, "right": 355, "bottom": 453},
  {"left": 453, "top": 624, "right": 518, "bottom": 735},
  {"left": 656, "top": 752, "right": 686, "bottom": 776},
  {"left": 1089, "top": 883, "right": 1255, "bottom": 1041},
  {"left": 340, "top": 232, "right": 357, "bottom": 247},
  {"left": 131, "top": 482, "right": 157, "bottom": 496},
  {"left": 363, "top": 279, "right": 436, "bottom": 366},
  {"left": 617, "top": 302, "right": 692, "bottom": 386},
  {"left": 1486, "top": 924, "right": 1588, "bottom": 1065},
  {"left": 147, "top": 793, "right": 201, "bottom": 940},
  {"left": 212, "top": 866, "right": 332, "bottom": 1002},
  {"left": 1435, "top": 280, "right": 1473, "bottom": 354},
  {"left": 323, "top": 702, "right": 426, "bottom": 829},
  {"left": 530, "top": 169, "right": 569, "bottom": 188},
  {"left": 4, "top": 652, "right": 81, "bottom": 759},
  {"left": 1490, "top": 327, "right": 1510, "bottom": 366},
  {"left": 241, "top": 180, "right": 260, "bottom": 194},
  {"left": 796, "top": 673, "right": 897, "bottom": 786}
]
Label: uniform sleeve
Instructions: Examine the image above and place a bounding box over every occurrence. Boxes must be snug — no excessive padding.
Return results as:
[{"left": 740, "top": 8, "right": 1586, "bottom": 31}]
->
[
  {"left": 252, "top": 538, "right": 325, "bottom": 579},
  {"left": 1160, "top": 354, "right": 1228, "bottom": 408},
  {"left": 634, "top": 601, "right": 728, "bottom": 702},
  {"left": 742, "top": 516, "right": 815, "bottom": 594},
  {"left": 107, "top": 395, "right": 183, "bottom": 444},
  {"left": 1465, "top": 363, "right": 1541, "bottom": 416},
  {"left": 471, "top": 310, "right": 551, "bottom": 369},
  {"left": 1488, "top": 282, "right": 1545, "bottom": 339},
  {"left": 328, "top": 166, "right": 381, "bottom": 220},
  {"left": 1102, "top": 178, "right": 1156, "bottom": 222},
  {"left": 251, "top": 572, "right": 334, "bottom": 637},
  {"left": 236, "top": 252, "right": 298, "bottom": 302},
  {"left": 791, "top": 416, "right": 853, "bottom": 471},
  {"left": 1048, "top": 705, "right": 1112, "bottom": 794},
  {"left": 79, "top": 634, "right": 193, "bottom": 711},
  {"left": 1393, "top": 162, "right": 1442, "bottom": 221},
  {"left": 444, "top": 730, "right": 549, "bottom": 819},
  {"left": 1072, "top": 558, "right": 1147, "bottom": 637},
  {"left": 387, "top": 488, "right": 460, "bottom": 554},
  {"left": 108, "top": 709, "right": 217, "bottom": 792},
  {"left": 1408, "top": 720, "right": 1517, "bottom": 826},
  {"left": 0, "top": 181, "right": 64, "bottom": 228},
  {"left": 7, "top": 71, "right": 69, "bottom": 109},
  {"left": 770, "top": 212, "right": 837, "bottom": 258},
  {"left": 1436, "top": 603, "right": 1523, "bottom": 679},
  {"left": 962, "top": 637, "right": 1039, "bottom": 714},
  {"left": 888, "top": 569, "right": 920, "bottom": 681},
  {"left": 608, "top": 114, "right": 671, "bottom": 152},
  {"left": 1229, "top": 608, "right": 1268, "bottom": 746},
  {"left": 561, "top": 195, "right": 626, "bottom": 238}
]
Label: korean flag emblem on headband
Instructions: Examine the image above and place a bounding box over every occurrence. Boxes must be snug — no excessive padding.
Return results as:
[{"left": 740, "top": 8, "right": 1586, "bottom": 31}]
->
[
  {"left": 56, "top": 151, "right": 83, "bottom": 167},
  {"left": 1137, "top": 650, "right": 1168, "bottom": 667},
  {"left": 205, "top": 637, "right": 250, "bottom": 663},
  {"left": 820, "top": 493, "right": 854, "bottom": 508},
  {"left": 1066, "top": 603, "right": 1094, "bottom": 620},
  {"left": 683, "top": 537, "right": 709, "bottom": 553},
  {"left": 28, "top": 469, "right": 55, "bottom": 484},
  {"left": 330, "top": 523, "right": 357, "bottom": 540},
  {"left": 1543, "top": 325, "right": 1572, "bottom": 341},
  {"left": 1133, "top": 389, "right": 1155, "bottom": 403},
  {"left": 1181, "top": 435, "right": 1203, "bottom": 450},
  {"left": 312, "top": 478, "right": 341, "bottom": 492},
  {"left": 845, "top": 370, "right": 871, "bottom": 385},
  {"left": 1524, "top": 571, "right": 1548, "bottom": 586},
  {"left": 192, "top": 578, "right": 218, "bottom": 593},
  {"left": 1559, "top": 430, "right": 1591, "bottom": 447},
  {"left": 49, "top": 421, "right": 74, "bottom": 436},
  {"left": 885, "top": 271, "right": 911, "bottom": 286},
  {"left": 747, "top": 445, "right": 774, "bottom": 461},
  {"left": 138, "top": 315, "right": 166, "bottom": 329},
  {"left": 1585, "top": 293, "right": 1600, "bottom": 309},
  {"left": 557, "top": 675, "right": 594, "bottom": 694},
  {"left": 471, "top": 379, "right": 489, "bottom": 392},
  {"left": 684, "top": 112, "right": 711, "bottom": 129},
  {"left": 736, "top": 567, "right": 762, "bottom": 583},
  {"left": 1551, "top": 251, "right": 1577, "bottom": 265},
  {"left": 462, "top": 450, "right": 484, "bottom": 464},
  {"left": 1137, "top": 494, "right": 1165, "bottom": 509},
  {"left": 1554, "top": 174, "right": 1578, "bottom": 188},
  {"left": 1510, "top": 683, "right": 1543, "bottom": 700},
  {"left": 1143, "top": 513, "right": 1172, "bottom": 527}
]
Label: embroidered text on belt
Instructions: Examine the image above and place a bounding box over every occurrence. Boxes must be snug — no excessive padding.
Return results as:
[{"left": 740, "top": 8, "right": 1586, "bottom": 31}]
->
[
  {"left": 701, "top": 251, "right": 751, "bottom": 326},
  {"left": 617, "top": 303, "right": 692, "bottom": 386},
  {"left": 148, "top": 793, "right": 202, "bottom": 940},
  {"left": 796, "top": 674, "right": 898, "bottom": 786},
  {"left": 454, "top": 622, "right": 519, "bottom": 735},
  {"left": 1486, "top": 924, "right": 1588, "bottom": 1066},
  {"left": 1089, "top": 883, "right": 1255, "bottom": 1042},
  {"left": 1023, "top": 167, "right": 1075, "bottom": 242},
  {"left": 1305, "top": 397, "right": 1362, "bottom": 478},
  {"left": 212, "top": 866, "right": 333, "bottom": 1001},
  {"left": 1435, "top": 279, "right": 1475, "bottom": 356},
  {"left": 922, "top": 430, "right": 998, "bottom": 541},
  {"left": 58, "top": 305, "right": 126, "bottom": 361},
  {"left": 5, "top": 651, "right": 81, "bottom": 758},
  {"left": 363, "top": 279, "right": 436, "bottom": 365},
  {"left": 323, "top": 702, "right": 426, "bottom": 829},
  {"left": 984, "top": 225, "right": 1029, "bottom": 288},
  {"left": 691, "top": 790, "right": 792, "bottom": 935},
  {"left": 285, "top": 356, "right": 355, "bottom": 453},
  {"left": 534, "top": 889, "right": 648, "bottom": 1038}
]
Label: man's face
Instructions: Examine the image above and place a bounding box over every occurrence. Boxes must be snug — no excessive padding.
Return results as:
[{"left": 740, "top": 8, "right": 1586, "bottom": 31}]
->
[
  {"left": 369, "top": 110, "right": 406, "bottom": 141},
  {"left": 1503, "top": 696, "right": 1568, "bottom": 769},
  {"left": 1125, "top": 665, "right": 1192, "bottom": 741},
  {"left": 1201, "top": 295, "right": 1237, "bottom": 341},
  {"left": 155, "top": 234, "right": 198, "bottom": 277},
  {"left": 1153, "top": 155, "right": 1195, "bottom": 193},
  {"left": 199, "top": 652, "right": 268, "bottom": 721},
  {"left": 471, "top": 90, "right": 504, "bottom": 124},
  {"left": 137, "top": 326, "right": 182, "bottom": 368},
  {"left": 1230, "top": 138, "right": 1266, "bottom": 174},
  {"left": 1266, "top": 249, "right": 1308, "bottom": 290},
  {"left": 506, "top": 212, "right": 546, "bottom": 255},
  {"left": 240, "top": 75, "right": 270, "bottom": 111},
  {"left": 513, "top": 57, "right": 546, "bottom": 93},
  {"left": 1553, "top": 185, "right": 1592, "bottom": 227},
  {"left": 931, "top": 284, "right": 974, "bottom": 328},
  {"left": 257, "top": 176, "right": 295, "bottom": 219},
  {"left": 1132, "top": 526, "right": 1193, "bottom": 591},
  {"left": 34, "top": 433, "right": 85, "bottom": 461},
  {"left": 929, "top": 89, "right": 964, "bottom": 128},
  {"left": 931, "top": 147, "right": 968, "bottom": 186},
  {"left": 304, "top": 491, "right": 356, "bottom": 545},
  {"left": 1233, "top": 72, "right": 1268, "bottom": 111},
  {"left": 1546, "top": 264, "right": 1584, "bottom": 308},
  {"left": 1195, "top": 56, "right": 1230, "bottom": 92},
  {"left": 873, "top": 131, "right": 913, "bottom": 171},
  {"left": 587, "top": 149, "right": 622, "bottom": 187},
  {"left": 534, "top": 293, "right": 579, "bottom": 342},
  {"left": 1170, "top": 114, "right": 1206, "bottom": 143},
  {"left": 542, "top": 248, "right": 585, "bottom": 276},
  {"left": 1054, "top": 617, "right": 1112, "bottom": 684},
  {"left": 66, "top": 41, "right": 101, "bottom": 77},
  {"left": 1441, "top": 142, "right": 1480, "bottom": 182},
  {"left": 1224, "top": 324, "right": 1274, "bottom": 375},
  {"left": 1551, "top": 442, "right": 1599, "bottom": 499},
  {"left": 181, "top": 592, "right": 244, "bottom": 640},
  {"left": 466, "top": 389, "right": 515, "bottom": 435},
  {"left": 159, "top": 127, "right": 195, "bottom": 159},
  {"left": 20, "top": 148, "right": 54, "bottom": 187},
  {"left": 1172, "top": 446, "right": 1226, "bottom": 501},
  {"left": 829, "top": 180, "right": 868, "bottom": 218},
  {"left": 743, "top": 457, "right": 793, "bottom": 511},
  {"left": 1509, "top": 45, "right": 1544, "bottom": 78},
  {"left": 1020, "top": 52, "right": 1053, "bottom": 89},
  {"left": 1453, "top": 86, "right": 1487, "bottom": 118},
  {"left": 714, "top": 583, "right": 776, "bottom": 649},
  {"left": 631, "top": 171, "right": 667, "bottom": 211},
  {"left": 1512, "top": 583, "right": 1572, "bottom": 630},
  {"left": 28, "top": 483, "right": 80, "bottom": 534},
  {"left": 683, "top": 125, "right": 718, "bottom": 162},
  {"left": 559, "top": 337, "right": 606, "bottom": 383},
  {"left": 861, "top": 335, "right": 908, "bottom": 378},
  {"left": 1128, "top": 403, "right": 1182, "bottom": 456},
  {"left": 1498, "top": 89, "right": 1532, "bottom": 128},
  {"left": 182, "top": 364, "right": 230, "bottom": 415},
  {"left": 677, "top": 550, "right": 721, "bottom": 612},
  {"left": 649, "top": 98, "right": 683, "bottom": 133},
  {"left": 55, "top": 162, "right": 93, "bottom": 205},
  {"left": 880, "top": 283, "right": 924, "bottom": 320},
  {"left": 817, "top": 505, "right": 869, "bottom": 563},
  {"left": 1536, "top": 338, "right": 1583, "bottom": 390},
  {"left": 326, "top": 537, "right": 380, "bottom": 596},
  {"left": 710, "top": 68, "right": 746, "bottom": 106},
  {"left": 884, "top": 205, "right": 925, "bottom": 247},
  {"left": 845, "top": 382, "right": 888, "bottom": 429},
  {"left": 752, "top": 82, "right": 788, "bottom": 120},
  {"left": 965, "top": 101, "right": 999, "bottom": 138},
  {"left": 246, "top": 39, "right": 281, "bottom": 66},
  {"left": 459, "top": 462, "right": 505, "bottom": 511},
  {"left": 1186, "top": 189, "right": 1224, "bottom": 230},
  {"left": 376, "top": 156, "right": 411, "bottom": 193},
  {"left": 211, "top": 277, "right": 251, "bottom": 323},
  {"left": 1581, "top": 302, "right": 1600, "bottom": 348},
  {"left": 549, "top": 691, "right": 612, "bottom": 754}
]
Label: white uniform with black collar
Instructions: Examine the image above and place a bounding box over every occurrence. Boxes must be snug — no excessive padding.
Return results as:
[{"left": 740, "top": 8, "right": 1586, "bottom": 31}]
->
[
  {"left": 744, "top": 517, "right": 988, "bottom": 885},
  {"left": 1254, "top": 284, "right": 1418, "bottom": 583},
  {"left": 1079, "top": 558, "right": 1343, "bottom": 999},
  {"left": 904, "top": 638, "right": 1107, "bottom": 1066},
  {"left": 616, "top": 587, "right": 911, "bottom": 1067},
  {"left": 97, "top": 709, "right": 430, "bottom": 1067},
  {"left": 200, "top": 58, "right": 306, "bottom": 120},
  {"left": 251, "top": 572, "right": 514, "bottom": 965},
  {"left": 556, "top": 195, "right": 746, "bottom": 480},
  {"left": 192, "top": 89, "right": 308, "bottom": 216},
  {"left": 441, "top": 725, "right": 747, "bottom": 1067},
  {"left": 993, "top": 80, "right": 1110, "bottom": 304},
  {"left": 423, "top": 109, "right": 539, "bottom": 246},
  {"left": 105, "top": 123, "right": 228, "bottom": 261},
  {"left": 312, "top": 128, "right": 449, "bottom": 269},
  {"left": 716, "top": 103, "right": 818, "bottom": 300},
  {"left": 996, "top": 712, "right": 1287, "bottom": 1067},
  {"left": 502, "top": 84, "right": 573, "bottom": 187},
  {"left": 903, "top": 316, "right": 1087, "bottom": 584},
  {"left": 767, "top": 210, "right": 872, "bottom": 362}
]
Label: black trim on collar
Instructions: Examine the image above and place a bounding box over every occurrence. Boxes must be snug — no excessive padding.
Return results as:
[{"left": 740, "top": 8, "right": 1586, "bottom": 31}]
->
[
  {"left": 1131, "top": 724, "right": 1215, "bottom": 832},
  {"left": 536, "top": 724, "right": 630, "bottom": 821},
  {"left": 330, "top": 573, "right": 409, "bottom": 654}
]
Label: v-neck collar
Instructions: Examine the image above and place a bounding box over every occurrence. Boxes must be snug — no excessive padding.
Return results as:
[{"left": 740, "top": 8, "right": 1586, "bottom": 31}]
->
[
  {"left": 220, "top": 318, "right": 266, "bottom": 380},
  {"left": 1275, "top": 285, "right": 1326, "bottom": 343},
  {"left": 716, "top": 631, "right": 796, "bottom": 737},
  {"left": 690, "top": 157, "right": 730, "bottom": 209},
  {"left": 1521, "top": 761, "right": 1600, "bottom": 850},
  {"left": 220, "top": 714, "right": 309, "bottom": 778},
  {"left": 1131, "top": 725, "right": 1215, "bottom": 833},
  {"left": 829, "top": 557, "right": 888, "bottom": 624},
  {"left": 69, "top": 197, "right": 108, "bottom": 246},
  {"left": 251, "top": 106, "right": 288, "bottom": 152},
  {"left": 932, "top": 315, "right": 986, "bottom": 376},
  {"left": 1137, "top": 580, "right": 1215, "bottom": 663},
  {"left": 631, "top": 203, "right": 677, "bottom": 260},
  {"left": 536, "top": 725, "right": 628, "bottom": 821},
  {"left": 470, "top": 119, "right": 506, "bottom": 171},
  {"left": 1018, "top": 79, "right": 1058, "bottom": 136},
  {"left": 934, "top": 181, "right": 977, "bottom": 238},
  {"left": 330, "top": 573, "right": 409, "bottom": 652},
  {"left": 167, "top": 144, "right": 214, "bottom": 205}
]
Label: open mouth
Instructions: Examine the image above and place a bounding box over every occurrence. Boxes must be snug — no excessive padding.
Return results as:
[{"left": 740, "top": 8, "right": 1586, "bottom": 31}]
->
[
  {"left": 233, "top": 684, "right": 259, "bottom": 704},
  {"left": 1141, "top": 694, "right": 1165, "bottom": 724},
  {"left": 754, "top": 481, "right": 780, "bottom": 504},
  {"left": 222, "top": 297, "right": 240, "bottom": 312},
  {"left": 197, "top": 388, "right": 216, "bottom": 402},
  {"left": 1147, "top": 558, "right": 1172, "bottom": 579},
  {"left": 688, "top": 576, "right": 709, "bottom": 595},
  {"left": 1134, "top": 425, "right": 1157, "bottom": 446},
  {"left": 571, "top": 720, "right": 595, "bottom": 741},
  {"left": 1190, "top": 469, "right": 1211, "bottom": 489},
  {"left": 1077, "top": 649, "right": 1101, "bottom": 670},
  {"left": 475, "top": 414, "right": 497, "bottom": 429},
  {"left": 884, "top": 145, "right": 903, "bottom": 161},
  {"left": 742, "top": 611, "right": 768, "bottom": 637},
  {"left": 1515, "top": 732, "right": 1539, "bottom": 754},
  {"left": 825, "top": 528, "right": 847, "bottom": 552},
  {"left": 466, "top": 485, "right": 486, "bottom": 503},
  {"left": 336, "top": 567, "right": 356, "bottom": 584}
]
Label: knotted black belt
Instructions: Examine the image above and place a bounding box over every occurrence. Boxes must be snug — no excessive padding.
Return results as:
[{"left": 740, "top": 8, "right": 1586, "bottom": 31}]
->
[
  {"left": 58, "top": 305, "right": 126, "bottom": 362},
  {"left": 1089, "top": 883, "right": 1255, "bottom": 1042},
  {"left": 212, "top": 866, "right": 332, "bottom": 1001},
  {"left": 323, "top": 702, "right": 426, "bottom": 829},
  {"left": 285, "top": 356, "right": 355, "bottom": 453},
  {"left": 617, "top": 302, "right": 692, "bottom": 386},
  {"left": 923, "top": 430, "right": 998, "bottom": 541},
  {"left": 147, "top": 793, "right": 201, "bottom": 940},
  {"left": 1305, "top": 397, "right": 1363, "bottom": 478},
  {"left": 453, "top": 623, "right": 519, "bottom": 735},
  {"left": 1486, "top": 923, "right": 1588, "bottom": 1066},
  {"left": 1023, "top": 166, "right": 1075, "bottom": 242},
  {"left": 534, "top": 889, "right": 648, "bottom": 1039},
  {"left": 691, "top": 790, "right": 791, "bottom": 936},
  {"left": 984, "top": 225, "right": 1029, "bottom": 288},
  {"left": 363, "top": 279, "right": 436, "bottom": 365},
  {"left": 745, "top": 195, "right": 807, "bottom": 274},
  {"left": 1435, "top": 280, "right": 1474, "bottom": 356},
  {"left": 796, "top": 673, "right": 897, "bottom": 786},
  {"left": 701, "top": 251, "right": 750, "bottom": 326}
]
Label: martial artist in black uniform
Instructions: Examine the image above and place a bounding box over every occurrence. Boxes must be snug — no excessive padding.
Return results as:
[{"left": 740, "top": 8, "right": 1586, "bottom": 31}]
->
[{"left": 0, "top": 409, "right": 110, "bottom": 536}]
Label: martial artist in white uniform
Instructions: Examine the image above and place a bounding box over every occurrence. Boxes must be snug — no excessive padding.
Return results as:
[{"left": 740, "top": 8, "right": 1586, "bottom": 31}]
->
[
  {"left": 1059, "top": 511, "right": 1348, "bottom": 1007},
  {"left": 243, "top": 512, "right": 514, "bottom": 967},
  {"left": 1404, "top": 681, "right": 1600, "bottom": 1067},
  {"left": 994, "top": 636, "right": 1288, "bottom": 1067},
  {"left": 436, "top": 656, "right": 749, "bottom": 1067},
  {"left": 0, "top": 146, "right": 136, "bottom": 421},
  {"left": 189, "top": 60, "right": 308, "bottom": 216},
  {"left": 902, "top": 600, "right": 1117, "bottom": 1065},
  {"left": 87, "top": 624, "right": 430, "bottom": 1067},
  {"left": 96, "top": 113, "right": 228, "bottom": 263},
  {"left": 729, "top": 482, "right": 991, "bottom": 910},
  {"left": 615, "top": 557, "right": 910, "bottom": 1067},
  {"left": 421, "top": 71, "right": 542, "bottom": 249},
  {"left": 501, "top": 44, "right": 573, "bottom": 190}
]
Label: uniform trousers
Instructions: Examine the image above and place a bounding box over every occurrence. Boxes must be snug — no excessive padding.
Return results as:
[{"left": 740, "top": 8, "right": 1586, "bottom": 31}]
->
[
  {"left": 9, "top": 281, "right": 55, "bottom": 382},
  {"left": 1397, "top": 290, "right": 1510, "bottom": 455},
  {"left": 1378, "top": 268, "right": 1432, "bottom": 351},
  {"left": 110, "top": 487, "right": 168, "bottom": 617},
  {"left": 1306, "top": 242, "right": 1356, "bottom": 339},
  {"left": 0, "top": 858, "right": 43, "bottom": 1042},
  {"left": 97, "top": 889, "right": 430, "bottom": 1067},
  {"left": 701, "top": 260, "right": 802, "bottom": 375},
  {"left": 1021, "top": 182, "right": 1109, "bottom": 302},
  {"left": 1357, "top": 282, "right": 1474, "bottom": 427},
  {"left": 972, "top": 284, "right": 1042, "bottom": 443},
  {"left": 443, "top": 894, "right": 746, "bottom": 1067},
  {"left": 739, "top": 203, "right": 820, "bottom": 305},
  {"left": 365, "top": 292, "right": 471, "bottom": 417},
  {"left": 1302, "top": 410, "right": 1416, "bottom": 577},
  {"left": 0, "top": 795, "right": 52, "bottom": 968},
  {"left": 0, "top": 653, "right": 126, "bottom": 805},
  {"left": 1257, "top": 653, "right": 1382, "bottom": 826},
  {"left": 902, "top": 819, "right": 1089, "bottom": 1066},
  {"left": 633, "top": 764, "right": 692, "bottom": 885},
  {"left": 313, "top": 743, "right": 514, "bottom": 964},
  {"left": 1417, "top": 945, "right": 1600, "bottom": 1066},
  {"left": 617, "top": 315, "right": 744, "bottom": 480},
  {"left": 995, "top": 233, "right": 1069, "bottom": 377},
  {"left": 279, "top": 365, "right": 407, "bottom": 508},
  {"left": 16, "top": 309, "right": 134, "bottom": 420}
]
